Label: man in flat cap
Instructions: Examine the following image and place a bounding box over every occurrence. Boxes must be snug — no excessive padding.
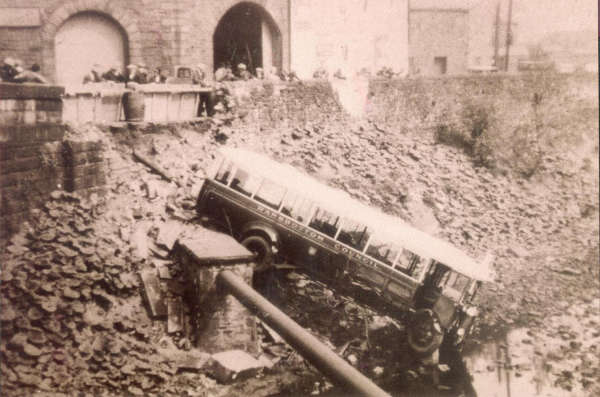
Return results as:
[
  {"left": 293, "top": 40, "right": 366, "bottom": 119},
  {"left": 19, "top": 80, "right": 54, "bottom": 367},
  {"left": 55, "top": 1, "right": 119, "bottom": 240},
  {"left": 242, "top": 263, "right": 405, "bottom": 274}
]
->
[
  {"left": 136, "top": 62, "right": 149, "bottom": 84},
  {"left": 102, "top": 63, "right": 125, "bottom": 83},
  {"left": 236, "top": 63, "right": 253, "bottom": 81},
  {"left": 1, "top": 57, "right": 18, "bottom": 82},
  {"left": 83, "top": 64, "right": 104, "bottom": 84}
]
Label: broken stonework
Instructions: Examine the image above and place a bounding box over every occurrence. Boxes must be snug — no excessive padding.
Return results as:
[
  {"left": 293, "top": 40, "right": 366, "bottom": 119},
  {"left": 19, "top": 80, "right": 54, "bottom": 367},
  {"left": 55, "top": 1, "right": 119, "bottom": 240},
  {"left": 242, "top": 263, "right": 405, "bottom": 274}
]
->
[
  {"left": 208, "top": 350, "right": 264, "bottom": 383},
  {"left": 175, "top": 229, "right": 259, "bottom": 354}
]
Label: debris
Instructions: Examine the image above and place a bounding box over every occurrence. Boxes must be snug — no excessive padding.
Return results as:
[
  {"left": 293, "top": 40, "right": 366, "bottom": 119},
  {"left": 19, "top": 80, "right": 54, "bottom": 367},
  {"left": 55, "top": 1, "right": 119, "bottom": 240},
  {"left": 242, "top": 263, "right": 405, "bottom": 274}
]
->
[
  {"left": 168, "top": 298, "right": 184, "bottom": 334},
  {"left": 140, "top": 269, "right": 168, "bottom": 318},
  {"left": 208, "top": 350, "right": 264, "bottom": 383},
  {"left": 132, "top": 150, "right": 184, "bottom": 188},
  {"left": 260, "top": 321, "right": 284, "bottom": 344},
  {"left": 157, "top": 220, "right": 182, "bottom": 251},
  {"left": 177, "top": 350, "right": 211, "bottom": 371}
]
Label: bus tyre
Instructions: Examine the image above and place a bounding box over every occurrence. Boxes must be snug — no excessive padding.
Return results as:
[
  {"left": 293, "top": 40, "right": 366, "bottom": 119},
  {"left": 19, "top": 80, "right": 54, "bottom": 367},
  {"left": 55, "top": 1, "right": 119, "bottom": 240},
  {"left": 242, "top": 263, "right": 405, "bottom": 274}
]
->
[
  {"left": 408, "top": 310, "right": 444, "bottom": 356},
  {"left": 241, "top": 235, "right": 272, "bottom": 265}
]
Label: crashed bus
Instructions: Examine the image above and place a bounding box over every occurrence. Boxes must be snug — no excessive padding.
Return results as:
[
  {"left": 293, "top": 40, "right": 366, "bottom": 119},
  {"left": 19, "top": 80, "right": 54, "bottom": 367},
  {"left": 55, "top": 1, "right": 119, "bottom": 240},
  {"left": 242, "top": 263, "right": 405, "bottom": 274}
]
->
[{"left": 197, "top": 148, "right": 495, "bottom": 354}]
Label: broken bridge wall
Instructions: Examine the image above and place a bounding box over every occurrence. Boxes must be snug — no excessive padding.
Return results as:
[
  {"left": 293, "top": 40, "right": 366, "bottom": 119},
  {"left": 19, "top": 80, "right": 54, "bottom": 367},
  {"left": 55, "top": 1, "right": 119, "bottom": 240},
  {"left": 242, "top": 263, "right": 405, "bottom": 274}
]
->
[{"left": 0, "top": 83, "right": 106, "bottom": 238}]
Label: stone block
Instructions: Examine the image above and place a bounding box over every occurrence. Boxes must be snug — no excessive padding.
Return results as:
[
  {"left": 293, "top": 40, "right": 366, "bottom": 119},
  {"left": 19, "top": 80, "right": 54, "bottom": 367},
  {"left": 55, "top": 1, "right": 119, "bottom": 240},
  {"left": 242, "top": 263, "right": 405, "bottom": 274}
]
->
[
  {"left": 64, "top": 140, "right": 104, "bottom": 153},
  {"left": 35, "top": 99, "right": 62, "bottom": 112},
  {"left": 69, "top": 163, "right": 104, "bottom": 178},
  {"left": 140, "top": 269, "right": 168, "bottom": 318},
  {"left": 175, "top": 229, "right": 254, "bottom": 265},
  {"left": 0, "top": 83, "right": 64, "bottom": 100},
  {"left": 208, "top": 350, "right": 264, "bottom": 383},
  {"left": 0, "top": 157, "right": 41, "bottom": 175},
  {"left": 64, "top": 172, "right": 106, "bottom": 191},
  {"left": 67, "top": 150, "right": 104, "bottom": 166}
]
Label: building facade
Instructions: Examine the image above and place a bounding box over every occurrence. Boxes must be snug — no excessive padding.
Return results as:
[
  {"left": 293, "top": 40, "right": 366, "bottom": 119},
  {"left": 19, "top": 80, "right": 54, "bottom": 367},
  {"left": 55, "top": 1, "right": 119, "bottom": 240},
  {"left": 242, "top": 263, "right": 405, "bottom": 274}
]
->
[
  {"left": 0, "top": 0, "right": 290, "bottom": 85},
  {"left": 1, "top": 0, "right": 472, "bottom": 85},
  {"left": 409, "top": 1, "right": 470, "bottom": 76},
  {"left": 290, "top": 0, "right": 409, "bottom": 79}
]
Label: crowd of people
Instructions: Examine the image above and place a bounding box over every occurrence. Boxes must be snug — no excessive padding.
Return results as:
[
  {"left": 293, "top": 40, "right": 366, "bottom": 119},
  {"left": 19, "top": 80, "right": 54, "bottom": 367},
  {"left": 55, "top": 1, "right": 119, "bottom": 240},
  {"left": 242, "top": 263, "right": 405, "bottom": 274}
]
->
[
  {"left": 1, "top": 57, "right": 48, "bottom": 84},
  {"left": 82, "top": 62, "right": 167, "bottom": 85}
]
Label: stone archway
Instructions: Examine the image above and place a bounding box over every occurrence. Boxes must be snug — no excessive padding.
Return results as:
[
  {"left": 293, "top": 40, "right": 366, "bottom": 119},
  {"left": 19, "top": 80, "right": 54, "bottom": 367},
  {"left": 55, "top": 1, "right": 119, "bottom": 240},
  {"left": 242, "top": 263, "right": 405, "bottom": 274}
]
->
[
  {"left": 55, "top": 12, "right": 127, "bottom": 86},
  {"left": 42, "top": 0, "right": 142, "bottom": 83},
  {"left": 213, "top": 2, "right": 282, "bottom": 76},
  {"left": 203, "top": 0, "right": 289, "bottom": 77}
]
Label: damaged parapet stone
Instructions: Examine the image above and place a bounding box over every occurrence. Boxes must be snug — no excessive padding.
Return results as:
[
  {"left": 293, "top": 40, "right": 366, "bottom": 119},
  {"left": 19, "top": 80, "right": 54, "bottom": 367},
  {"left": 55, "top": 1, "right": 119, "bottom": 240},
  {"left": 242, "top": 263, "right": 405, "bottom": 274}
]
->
[
  {"left": 208, "top": 350, "right": 265, "bottom": 383},
  {"left": 174, "top": 229, "right": 258, "bottom": 354}
]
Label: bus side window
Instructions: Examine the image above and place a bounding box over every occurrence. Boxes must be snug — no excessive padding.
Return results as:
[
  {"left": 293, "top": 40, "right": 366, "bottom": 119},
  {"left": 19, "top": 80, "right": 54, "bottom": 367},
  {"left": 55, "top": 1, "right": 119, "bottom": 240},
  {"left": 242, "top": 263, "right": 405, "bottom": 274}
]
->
[
  {"left": 309, "top": 208, "right": 340, "bottom": 238},
  {"left": 396, "top": 250, "right": 423, "bottom": 278},
  {"left": 215, "top": 160, "right": 234, "bottom": 185},
  {"left": 254, "top": 179, "right": 286, "bottom": 210},
  {"left": 230, "top": 168, "right": 261, "bottom": 197},
  {"left": 365, "top": 236, "right": 401, "bottom": 267},
  {"left": 281, "top": 193, "right": 313, "bottom": 223},
  {"left": 336, "top": 218, "right": 372, "bottom": 252}
]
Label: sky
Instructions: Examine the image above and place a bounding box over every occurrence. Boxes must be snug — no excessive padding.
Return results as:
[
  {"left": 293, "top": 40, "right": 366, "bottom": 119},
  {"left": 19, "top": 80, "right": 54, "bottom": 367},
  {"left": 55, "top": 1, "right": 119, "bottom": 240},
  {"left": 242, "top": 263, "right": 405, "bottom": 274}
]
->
[
  {"left": 471, "top": 0, "right": 598, "bottom": 44},
  {"left": 468, "top": 0, "right": 598, "bottom": 64}
]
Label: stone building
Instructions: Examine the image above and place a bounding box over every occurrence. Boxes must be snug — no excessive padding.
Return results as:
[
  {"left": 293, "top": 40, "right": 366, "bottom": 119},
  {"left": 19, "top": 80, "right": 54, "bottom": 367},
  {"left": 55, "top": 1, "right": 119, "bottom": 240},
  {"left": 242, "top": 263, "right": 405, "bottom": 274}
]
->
[
  {"left": 290, "top": 0, "right": 409, "bottom": 79},
  {"left": 409, "top": 0, "right": 470, "bottom": 76},
  {"left": 0, "top": 0, "right": 471, "bottom": 85},
  {"left": 0, "top": 0, "right": 290, "bottom": 86}
]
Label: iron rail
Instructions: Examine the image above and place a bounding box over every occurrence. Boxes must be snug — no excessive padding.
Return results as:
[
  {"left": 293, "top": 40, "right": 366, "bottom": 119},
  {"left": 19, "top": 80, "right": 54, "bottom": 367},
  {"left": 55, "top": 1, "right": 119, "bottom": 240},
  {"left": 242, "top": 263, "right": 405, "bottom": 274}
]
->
[{"left": 217, "top": 269, "right": 391, "bottom": 397}]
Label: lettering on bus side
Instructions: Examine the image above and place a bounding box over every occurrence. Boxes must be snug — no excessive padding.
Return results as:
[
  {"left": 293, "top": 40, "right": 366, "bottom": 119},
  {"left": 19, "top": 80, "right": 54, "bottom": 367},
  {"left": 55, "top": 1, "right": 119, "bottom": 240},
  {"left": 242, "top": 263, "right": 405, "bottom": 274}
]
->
[
  {"left": 334, "top": 243, "right": 380, "bottom": 268},
  {"left": 257, "top": 205, "right": 324, "bottom": 242}
]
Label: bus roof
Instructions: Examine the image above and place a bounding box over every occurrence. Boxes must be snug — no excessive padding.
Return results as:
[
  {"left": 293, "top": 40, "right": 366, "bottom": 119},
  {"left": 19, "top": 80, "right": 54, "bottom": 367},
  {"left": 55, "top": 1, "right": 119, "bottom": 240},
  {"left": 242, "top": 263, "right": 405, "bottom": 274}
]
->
[{"left": 218, "top": 147, "right": 495, "bottom": 282}]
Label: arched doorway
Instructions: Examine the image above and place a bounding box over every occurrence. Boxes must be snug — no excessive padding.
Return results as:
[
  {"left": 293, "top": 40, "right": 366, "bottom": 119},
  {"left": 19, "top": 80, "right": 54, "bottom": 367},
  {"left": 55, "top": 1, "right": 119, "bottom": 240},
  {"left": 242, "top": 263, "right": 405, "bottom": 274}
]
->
[
  {"left": 213, "top": 2, "right": 282, "bottom": 76},
  {"left": 55, "top": 12, "right": 128, "bottom": 86}
]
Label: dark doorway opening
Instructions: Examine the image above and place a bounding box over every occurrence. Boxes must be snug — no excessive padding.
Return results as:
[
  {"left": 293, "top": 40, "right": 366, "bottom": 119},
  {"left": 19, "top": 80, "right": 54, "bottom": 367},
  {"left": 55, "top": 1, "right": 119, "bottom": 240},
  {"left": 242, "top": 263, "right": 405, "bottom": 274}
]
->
[
  {"left": 213, "top": 2, "right": 282, "bottom": 75},
  {"left": 434, "top": 57, "right": 448, "bottom": 75}
]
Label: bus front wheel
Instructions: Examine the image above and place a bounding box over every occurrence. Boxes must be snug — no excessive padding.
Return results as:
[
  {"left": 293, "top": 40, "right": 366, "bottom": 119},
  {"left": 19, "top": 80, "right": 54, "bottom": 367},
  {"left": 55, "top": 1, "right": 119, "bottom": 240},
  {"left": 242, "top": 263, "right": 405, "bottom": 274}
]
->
[
  {"left": 241, "top": 235, "right": 273, "bottom": 265},
  {"left": 407, "top": 310, "right": 444, "bottom": 355}
]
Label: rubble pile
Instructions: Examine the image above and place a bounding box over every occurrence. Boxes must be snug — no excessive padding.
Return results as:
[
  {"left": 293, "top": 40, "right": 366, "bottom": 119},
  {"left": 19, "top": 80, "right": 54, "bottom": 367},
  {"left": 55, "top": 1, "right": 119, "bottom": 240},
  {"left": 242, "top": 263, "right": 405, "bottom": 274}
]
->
[
  {"left": 116, "top": 112, "right": 598, "bottom": 394},
  {"left": 0, "top": 191, "right": 177, "bottom": 395}
]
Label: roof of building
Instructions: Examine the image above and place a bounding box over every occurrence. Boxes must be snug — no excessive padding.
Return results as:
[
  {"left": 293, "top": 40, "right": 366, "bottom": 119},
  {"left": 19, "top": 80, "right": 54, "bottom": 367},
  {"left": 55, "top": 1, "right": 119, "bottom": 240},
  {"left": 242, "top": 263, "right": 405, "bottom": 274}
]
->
[
  {"left": 410, "top": 0, "right": 474, "bottom": 12},
  {"left": 217, "top": 147, "right": 495, "bottom": 282}
]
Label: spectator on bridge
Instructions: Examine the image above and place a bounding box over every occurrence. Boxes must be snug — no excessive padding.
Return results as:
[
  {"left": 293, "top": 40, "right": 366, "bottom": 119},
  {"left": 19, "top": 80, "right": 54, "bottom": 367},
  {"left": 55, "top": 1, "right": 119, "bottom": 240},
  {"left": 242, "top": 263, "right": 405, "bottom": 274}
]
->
[
  {"left": 313, "top": 67, "right": 328, "bottom": 79},
  {"left": 236, "top": 63, "right": 253, "bottom": 81},
  {"left": 214, "top": 63, "right": 228, "bottom": 82},
  {"left": 286, "top": 70, "right": 301, "bottom": 83},
  {"left": 150, "top": 67, "right": 167, "bottom": 84},
  {"left": 13, "top": 65, "right": 48, "bottom": 84},
  {"left": 1, "top": 57, "right": 18, "bottom": 82},
  {"left": 136, "top": 62, "right": 149, "bottom": 84},
  {"left": 102, "top": 63, "right": 125, "bottom": 83},
  {"left": 268, "top": 67, "right": 285, "bottom": 81},
  {"left": 333, "top": 68, "right": 347, "bottom": 80},
  {"left": 83, "top": 64, "right": 104, "bottom": 84},
  {"left": 192, "top": 63, "right": 208, "bottom": 86},
  {"left": 126, "top": 64, "right": 147, "bottom": 84},
  {"left": 255, "top": 67, "right": 264, "bottom": 79}
]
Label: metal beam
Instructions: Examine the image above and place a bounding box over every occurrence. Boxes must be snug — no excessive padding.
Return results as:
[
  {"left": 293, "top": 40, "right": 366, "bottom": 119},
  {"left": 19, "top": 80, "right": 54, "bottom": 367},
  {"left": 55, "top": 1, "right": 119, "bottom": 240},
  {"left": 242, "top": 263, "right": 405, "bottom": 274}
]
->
[{"left": 217, "top": 270, "right": 391, "bottom": 397}]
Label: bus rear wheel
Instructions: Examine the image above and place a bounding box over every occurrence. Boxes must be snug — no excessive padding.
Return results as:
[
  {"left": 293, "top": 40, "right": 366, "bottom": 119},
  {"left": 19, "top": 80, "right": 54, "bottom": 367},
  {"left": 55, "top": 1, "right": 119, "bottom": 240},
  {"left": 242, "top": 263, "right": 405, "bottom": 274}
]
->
[{"left": 241, "top": 235, "right": 273, "bottom": 265}]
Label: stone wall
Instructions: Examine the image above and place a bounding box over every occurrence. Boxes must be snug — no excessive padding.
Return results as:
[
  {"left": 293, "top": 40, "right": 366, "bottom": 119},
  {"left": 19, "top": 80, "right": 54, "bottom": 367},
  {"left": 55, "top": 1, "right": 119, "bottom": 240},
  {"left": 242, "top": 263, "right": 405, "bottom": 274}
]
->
[
  {"left": 233, "top": 80, "right": 344, "bottom": 131},
  {"left": 0, "top": 83, "right": 106, "bottom": 239},
  {"left": 366, "top": 73, "right": 599, "bottom": 127}
]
